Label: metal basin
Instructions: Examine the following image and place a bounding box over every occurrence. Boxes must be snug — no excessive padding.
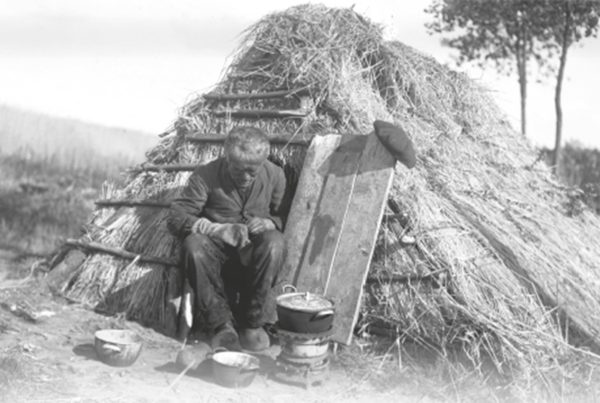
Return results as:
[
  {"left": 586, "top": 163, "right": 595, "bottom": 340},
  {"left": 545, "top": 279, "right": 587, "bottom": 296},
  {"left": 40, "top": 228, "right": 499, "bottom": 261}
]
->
[
  {"left": 211, "top": 351, "right": 260, "bottom": 388},
  {"left": 94, "top": 329, "right": 143, "bottom": 367}
]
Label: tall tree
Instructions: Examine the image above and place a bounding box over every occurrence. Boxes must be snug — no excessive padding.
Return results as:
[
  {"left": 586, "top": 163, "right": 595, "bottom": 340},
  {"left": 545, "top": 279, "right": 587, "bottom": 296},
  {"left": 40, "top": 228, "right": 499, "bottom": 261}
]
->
[
  {"left": 545, "top": 1, "right": 599, "bottom": 172},
  {"left": 426, "top": 0, "right": 600, "bottom": 174},
  {"left": 426, "top": 0, "right": 550, "bottom": 136}
]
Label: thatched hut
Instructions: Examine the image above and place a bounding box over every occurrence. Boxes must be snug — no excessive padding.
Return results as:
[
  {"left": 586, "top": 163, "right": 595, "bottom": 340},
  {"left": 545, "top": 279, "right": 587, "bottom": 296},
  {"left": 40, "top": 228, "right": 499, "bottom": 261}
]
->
[{"left": 48, "top": 4, "right": 600, "bottom": 380}]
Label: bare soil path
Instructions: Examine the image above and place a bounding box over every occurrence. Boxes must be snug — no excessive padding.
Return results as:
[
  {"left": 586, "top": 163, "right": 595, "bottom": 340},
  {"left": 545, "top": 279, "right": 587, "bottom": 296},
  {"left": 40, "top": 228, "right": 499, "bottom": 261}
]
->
[{"left": 0, "top": 275, "right": 431, "bottom": 403}]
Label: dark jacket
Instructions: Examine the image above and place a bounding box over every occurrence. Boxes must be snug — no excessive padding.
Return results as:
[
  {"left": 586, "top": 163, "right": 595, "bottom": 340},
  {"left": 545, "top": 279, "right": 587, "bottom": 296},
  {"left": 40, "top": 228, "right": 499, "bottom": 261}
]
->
[{"left": 167, "top": 158, "right": 286, "bottom": 238}]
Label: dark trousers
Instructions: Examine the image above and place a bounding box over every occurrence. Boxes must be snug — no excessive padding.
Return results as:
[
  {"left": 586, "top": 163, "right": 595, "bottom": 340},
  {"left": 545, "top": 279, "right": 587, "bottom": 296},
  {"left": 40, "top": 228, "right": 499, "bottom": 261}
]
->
[{"left": 182, "top": 230, "right": 284, "bottom": 331}]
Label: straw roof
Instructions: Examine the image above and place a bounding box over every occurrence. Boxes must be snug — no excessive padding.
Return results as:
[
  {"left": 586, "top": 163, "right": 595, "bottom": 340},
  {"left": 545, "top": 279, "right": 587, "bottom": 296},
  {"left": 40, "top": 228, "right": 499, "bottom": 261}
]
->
[{"left": 50, "top": 4, "right": 600, "bottom": 381}]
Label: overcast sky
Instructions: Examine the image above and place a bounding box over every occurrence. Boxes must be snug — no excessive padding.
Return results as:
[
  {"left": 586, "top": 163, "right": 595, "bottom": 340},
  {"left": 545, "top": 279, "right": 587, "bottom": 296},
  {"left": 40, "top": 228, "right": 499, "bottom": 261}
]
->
[{"left": 0, "top": 0, "right": 599, "bottom": 149}]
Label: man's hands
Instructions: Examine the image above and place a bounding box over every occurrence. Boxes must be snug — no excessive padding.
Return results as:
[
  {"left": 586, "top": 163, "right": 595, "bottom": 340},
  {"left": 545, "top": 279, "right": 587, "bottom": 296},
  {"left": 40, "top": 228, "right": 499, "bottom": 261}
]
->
[
  {"left": 211, "top": 224, "right": 250, "bottom": 248},
  {"left": 192, "top": 216, "right": 275, "bottom": 247},
  {"left": 192, "top": 218, "right": 249, "bottom": 248},
  {"left": 246, "top": 217, "right": 276, "bottom": 235}
]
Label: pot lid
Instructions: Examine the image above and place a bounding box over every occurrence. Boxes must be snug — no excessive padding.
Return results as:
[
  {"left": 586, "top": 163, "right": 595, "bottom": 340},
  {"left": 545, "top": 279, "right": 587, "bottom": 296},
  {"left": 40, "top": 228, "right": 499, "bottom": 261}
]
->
[{"left": 277, "top": 292, "right": 334, "bottom": 312}]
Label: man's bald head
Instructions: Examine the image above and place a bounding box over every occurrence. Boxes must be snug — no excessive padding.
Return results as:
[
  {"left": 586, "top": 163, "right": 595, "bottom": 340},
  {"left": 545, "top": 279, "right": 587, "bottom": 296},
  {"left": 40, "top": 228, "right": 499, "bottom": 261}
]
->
[
  {"left": 224, "top": 127, "right": 270, "bottom": 190},
  {"left": 224, "top": 126, "right": 270, "bottom": 163}
]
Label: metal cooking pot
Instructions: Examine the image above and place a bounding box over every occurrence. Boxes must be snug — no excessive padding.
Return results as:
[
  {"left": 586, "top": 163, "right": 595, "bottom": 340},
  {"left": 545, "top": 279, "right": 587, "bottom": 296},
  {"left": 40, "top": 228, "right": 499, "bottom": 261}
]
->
[
  {"left": 210, "top": 350, "right": 260, "bottom": 388},
  {"left": 276, "top": 285, "right": 335, "bottom": 334}
]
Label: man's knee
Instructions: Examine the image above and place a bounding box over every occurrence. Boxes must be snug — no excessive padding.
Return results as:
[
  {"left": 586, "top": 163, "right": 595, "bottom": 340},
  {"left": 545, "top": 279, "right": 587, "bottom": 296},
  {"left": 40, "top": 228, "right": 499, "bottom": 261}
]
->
[
  {"left": 183, "top": 233, "right": 221, "bottom": 262},
  {"left": 253, "top": 230, "right": 285, "bottom": 257}
]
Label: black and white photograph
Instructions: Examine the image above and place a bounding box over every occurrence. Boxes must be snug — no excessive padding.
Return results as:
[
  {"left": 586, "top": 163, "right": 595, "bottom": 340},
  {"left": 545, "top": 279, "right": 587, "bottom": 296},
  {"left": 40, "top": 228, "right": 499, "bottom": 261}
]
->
[{"left": 1, "top": 1, "right": 600, "bottom": 401}]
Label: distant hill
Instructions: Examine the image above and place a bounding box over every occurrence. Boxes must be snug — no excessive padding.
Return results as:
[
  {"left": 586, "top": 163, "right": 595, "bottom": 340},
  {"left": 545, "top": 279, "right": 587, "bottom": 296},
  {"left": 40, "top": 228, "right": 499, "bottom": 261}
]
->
[{"left": 0, "top": 104, "right": 157, "bottom": 170}]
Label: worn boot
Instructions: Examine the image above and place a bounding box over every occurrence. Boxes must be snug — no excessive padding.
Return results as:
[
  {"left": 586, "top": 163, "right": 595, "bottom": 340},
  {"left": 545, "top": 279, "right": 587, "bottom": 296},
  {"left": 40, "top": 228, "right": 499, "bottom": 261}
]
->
[
  {"left": 239, "top": 327, "right": 270, "bottom": 351},
  {"left": 210, "top": 322, "right": 241, "bottom": 351}
]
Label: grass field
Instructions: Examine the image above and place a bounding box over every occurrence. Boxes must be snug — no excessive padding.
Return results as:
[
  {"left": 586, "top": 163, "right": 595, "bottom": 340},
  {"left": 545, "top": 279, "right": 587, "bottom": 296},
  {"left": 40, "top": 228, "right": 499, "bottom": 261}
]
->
[
  {"left": 0, "top": 105, "right": 155, "bottom": 278},
  {"left": 0, "top": 151, "right": 101, "bottom": 257},
  {"left": 0, "top": 104, "right": 155, "bottom": 166}
]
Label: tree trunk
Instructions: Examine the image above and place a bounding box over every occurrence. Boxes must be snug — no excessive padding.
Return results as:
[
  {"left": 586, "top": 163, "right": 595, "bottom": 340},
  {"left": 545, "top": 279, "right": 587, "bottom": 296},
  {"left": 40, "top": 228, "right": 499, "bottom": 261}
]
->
[
  {"left": 553, "top": 2, "right": 572, "bottom": 174},
  {"left": 518, "top": 56, "right": 527, "bottom": 136},
  {"left": 515, "top": 24, "right": 527, "bottom": 136}
]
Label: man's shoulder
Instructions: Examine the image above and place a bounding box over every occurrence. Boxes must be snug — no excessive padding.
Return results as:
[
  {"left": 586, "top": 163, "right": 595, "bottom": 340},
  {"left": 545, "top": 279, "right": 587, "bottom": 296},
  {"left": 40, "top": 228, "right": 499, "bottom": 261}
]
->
[
  {"left": 263, "top": 159, "right": 283, "bottom": 172},
  {"left": 189, "top": 158, "right": 225, "bottom": 188},
  {"left": 263, "top": 160, "right": 285, "bottom": 178},
  {"left": 193, "top": 157, "right": 225, "bottom": 175}
]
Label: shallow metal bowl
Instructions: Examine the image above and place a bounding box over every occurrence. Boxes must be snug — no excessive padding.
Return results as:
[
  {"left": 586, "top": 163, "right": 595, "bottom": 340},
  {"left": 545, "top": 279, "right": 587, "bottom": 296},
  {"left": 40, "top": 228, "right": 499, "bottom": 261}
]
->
[
  {"left": 94, "top": 329, "right": 143, "bottom": 367},
  {"left": 211, "top": 351, "right": 260, "bottom": 388}
]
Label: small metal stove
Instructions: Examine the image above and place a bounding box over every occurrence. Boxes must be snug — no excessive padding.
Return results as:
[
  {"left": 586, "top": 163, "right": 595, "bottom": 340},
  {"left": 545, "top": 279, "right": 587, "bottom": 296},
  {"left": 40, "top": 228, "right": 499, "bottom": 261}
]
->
[{"left": 271, "top": 326, "right": 333, "bottom": 389}]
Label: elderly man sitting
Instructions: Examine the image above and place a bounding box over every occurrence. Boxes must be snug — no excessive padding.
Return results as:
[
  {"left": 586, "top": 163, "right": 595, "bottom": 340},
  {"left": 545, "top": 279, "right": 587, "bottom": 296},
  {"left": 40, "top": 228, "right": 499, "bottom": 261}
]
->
[{"left": 167, "top": 126, "right": 286, "bottom": 351}]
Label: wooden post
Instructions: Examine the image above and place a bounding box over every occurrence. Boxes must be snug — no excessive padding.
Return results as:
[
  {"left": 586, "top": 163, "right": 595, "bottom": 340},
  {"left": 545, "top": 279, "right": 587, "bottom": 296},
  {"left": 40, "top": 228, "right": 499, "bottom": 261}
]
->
[
  {"left": 203, "top": 87, "right": 308, "bottom": 101},
  {"left": 65, "top": 239, "right": 178, "bottom": 267}
]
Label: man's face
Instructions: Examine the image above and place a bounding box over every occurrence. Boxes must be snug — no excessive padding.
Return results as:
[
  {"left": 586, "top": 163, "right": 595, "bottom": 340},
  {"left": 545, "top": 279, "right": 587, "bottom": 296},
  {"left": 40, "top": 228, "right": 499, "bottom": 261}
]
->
[{"left": 227, "top": 156, "right": 263, "bottom": 191}]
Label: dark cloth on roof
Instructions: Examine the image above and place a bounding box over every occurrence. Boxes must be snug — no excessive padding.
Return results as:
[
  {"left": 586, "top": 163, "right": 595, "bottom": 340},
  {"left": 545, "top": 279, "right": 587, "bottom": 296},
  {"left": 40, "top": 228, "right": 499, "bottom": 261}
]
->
[
  {"left": 167, "top": 157, "right": 286, "bottom": 237},
  {"left": 373, "top": 120, "right": 417, "bottom": 169}
]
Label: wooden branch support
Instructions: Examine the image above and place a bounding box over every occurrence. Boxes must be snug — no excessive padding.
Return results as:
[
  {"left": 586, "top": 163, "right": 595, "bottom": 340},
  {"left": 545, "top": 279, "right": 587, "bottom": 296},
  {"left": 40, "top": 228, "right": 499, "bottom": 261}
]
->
[
  {"left": 365, "top": 273, "right": 439, "bottom": 284},
  {"left": 129, "top": 163, "right": 199, "bottom": 173},
  {"left": 130, "top": 132, "right": 316, "bottom": 173},
  {"left": 363, "top": 325, "right": 399, "bottom": 338},
  {"left": 65, "top": 239, "right": 178, "bottom": 267},
  {"left": 184, "top": 132, "right": 314, "bottom": 146},
  {"left": 95, "top": 199, "right": 171, "bottom": 208},
  {"left": 203, "top": 88, "right": 308, "bottom": 101},
  {"left": 211, "top": 109, "right": 308, "bottom": 119}
]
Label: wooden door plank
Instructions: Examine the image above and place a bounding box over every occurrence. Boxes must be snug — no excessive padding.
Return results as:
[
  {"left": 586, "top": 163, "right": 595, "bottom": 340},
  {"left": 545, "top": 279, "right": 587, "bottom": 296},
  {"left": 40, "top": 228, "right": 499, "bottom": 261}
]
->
[
  {"left": 324, "top": 134, "right": 396, "bottom": 344},
  {"left": 294, "top": 135, "right": 368, "bottom": 294},
  {"left": 281, "top": 133, "right": 394, "bottom": 345},
  {"left": 281, "top": 134, "right": 342, "bottom": 289}
]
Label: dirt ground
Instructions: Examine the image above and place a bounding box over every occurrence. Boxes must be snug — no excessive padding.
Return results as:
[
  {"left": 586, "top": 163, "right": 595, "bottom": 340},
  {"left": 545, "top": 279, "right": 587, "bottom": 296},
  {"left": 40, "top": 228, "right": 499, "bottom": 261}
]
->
[{"left": 0, "top": 253, "right": 442, "bottom": 403}]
